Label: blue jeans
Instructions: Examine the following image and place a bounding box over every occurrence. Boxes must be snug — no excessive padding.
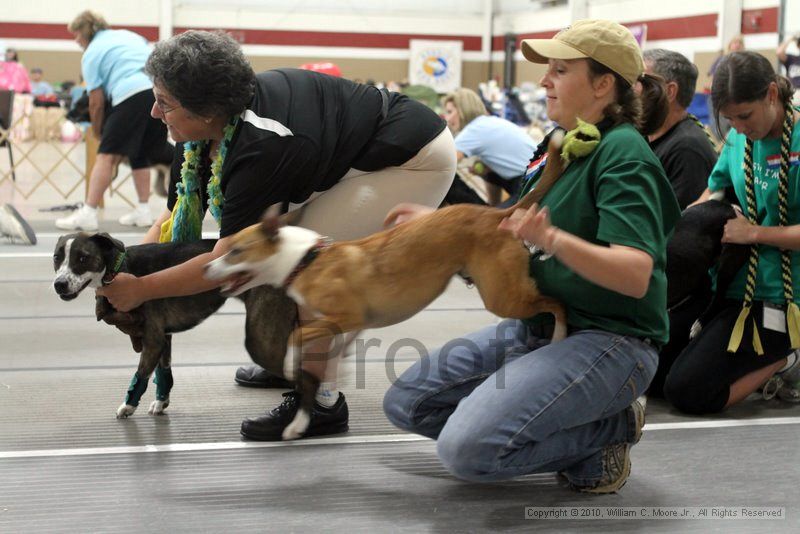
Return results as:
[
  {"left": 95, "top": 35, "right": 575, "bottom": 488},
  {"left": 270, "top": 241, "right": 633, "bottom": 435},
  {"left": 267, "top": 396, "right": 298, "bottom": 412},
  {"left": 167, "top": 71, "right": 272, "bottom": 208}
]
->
[{"left": 383, "top": 319, "right": 658, "bottom": 486}]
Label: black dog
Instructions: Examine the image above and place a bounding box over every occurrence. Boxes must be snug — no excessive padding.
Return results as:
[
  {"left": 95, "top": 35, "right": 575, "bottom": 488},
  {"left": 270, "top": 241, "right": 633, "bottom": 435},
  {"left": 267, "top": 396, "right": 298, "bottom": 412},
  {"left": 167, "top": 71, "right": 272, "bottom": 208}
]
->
[
  {"left": 666, "top": 198, "right": 750, "bottom": 335},
  {"left": 53, "top": 232, "right": 296, "bottom": 418}
]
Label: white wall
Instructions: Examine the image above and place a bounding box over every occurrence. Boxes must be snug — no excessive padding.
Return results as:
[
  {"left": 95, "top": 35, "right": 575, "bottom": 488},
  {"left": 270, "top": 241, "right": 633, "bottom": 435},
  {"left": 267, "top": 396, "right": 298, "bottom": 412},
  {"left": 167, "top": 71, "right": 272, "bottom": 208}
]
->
[
  {"left": 493, "top": 0, "right": 787, "bottom": 63},
  {"left": 1, "top": 0, "right": 487, "bottom": 58},
  {"left": 2, "top": 0, "right": 797, "bottom": 61},
  {"left": 173, "top": 5, "right": 484, "bottom": 35},
  {"left": 785, "top": 0, "right": 800, "bottom": 36},
  {"left": 179, "top": 0, "right": 487, "bottom": 15},
  {"left": 2, "top": 0, "right": 162, "bottom": 25}
]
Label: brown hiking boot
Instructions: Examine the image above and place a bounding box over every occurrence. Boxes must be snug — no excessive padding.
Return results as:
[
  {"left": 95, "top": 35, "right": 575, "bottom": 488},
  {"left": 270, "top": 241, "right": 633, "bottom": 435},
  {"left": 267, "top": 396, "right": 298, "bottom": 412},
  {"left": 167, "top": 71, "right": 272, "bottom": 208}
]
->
[{"left": 574, "top": 398, "right": 645, "bottom": 494}]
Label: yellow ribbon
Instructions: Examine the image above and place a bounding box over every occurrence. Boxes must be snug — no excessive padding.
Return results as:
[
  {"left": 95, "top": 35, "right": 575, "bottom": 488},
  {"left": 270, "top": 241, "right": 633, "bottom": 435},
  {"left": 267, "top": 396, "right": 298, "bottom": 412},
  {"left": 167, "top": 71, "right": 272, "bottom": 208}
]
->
[
  {"left": 158, "top": 209, "right": 177, "bottom": 243},
  {"left": 752, "top": 320, "right": 763, "bottom": 355},
  {"left": 727, "top": 305, "right": 764, "bottom": 355},
  {"left": 787, "top": 302, "right": 800, "bottom": 349}
]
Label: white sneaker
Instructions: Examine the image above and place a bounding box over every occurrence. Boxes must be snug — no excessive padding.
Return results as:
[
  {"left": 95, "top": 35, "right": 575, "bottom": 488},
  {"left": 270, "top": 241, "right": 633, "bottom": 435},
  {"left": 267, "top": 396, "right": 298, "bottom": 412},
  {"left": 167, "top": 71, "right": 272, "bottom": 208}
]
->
[
  {"left": 763, "top": 350, "right": 800, "bottom": 402},
  {"left": 118, "top": 205, "right": 153, "bottom": 227},
  {"left": 0, "top": 204, "right": 37, "bottom": 245},
  {"left": 55, "top": 206, "right": 98, "bottom": 231},
  {"left": 777, "top": 350, "right": 800, "bottom": 403}
]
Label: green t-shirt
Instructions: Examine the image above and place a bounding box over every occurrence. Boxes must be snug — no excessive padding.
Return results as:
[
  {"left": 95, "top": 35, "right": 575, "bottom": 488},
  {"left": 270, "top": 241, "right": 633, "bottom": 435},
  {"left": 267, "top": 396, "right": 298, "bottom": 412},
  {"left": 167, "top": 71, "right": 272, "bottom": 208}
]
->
[
  {"left": 707, "top": 119, "right": 800, "bottom": 304},
  {"left": 522, "top": 123, "right": 681, "bottom": 345}
]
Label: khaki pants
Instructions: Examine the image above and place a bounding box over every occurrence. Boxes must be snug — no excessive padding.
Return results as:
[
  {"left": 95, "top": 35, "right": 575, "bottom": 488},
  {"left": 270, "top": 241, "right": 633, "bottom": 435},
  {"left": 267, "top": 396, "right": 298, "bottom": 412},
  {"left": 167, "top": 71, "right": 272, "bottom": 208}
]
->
[{"left": 290, "top": 128, "right": 457, "bottom": 241}]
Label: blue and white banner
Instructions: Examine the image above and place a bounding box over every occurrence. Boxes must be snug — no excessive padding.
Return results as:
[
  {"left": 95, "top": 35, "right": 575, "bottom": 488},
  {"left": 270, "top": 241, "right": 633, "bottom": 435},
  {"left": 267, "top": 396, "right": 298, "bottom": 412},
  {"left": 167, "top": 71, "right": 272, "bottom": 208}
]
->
[{"left": 409, "top": 40, "right": 462, "bottom": 93}]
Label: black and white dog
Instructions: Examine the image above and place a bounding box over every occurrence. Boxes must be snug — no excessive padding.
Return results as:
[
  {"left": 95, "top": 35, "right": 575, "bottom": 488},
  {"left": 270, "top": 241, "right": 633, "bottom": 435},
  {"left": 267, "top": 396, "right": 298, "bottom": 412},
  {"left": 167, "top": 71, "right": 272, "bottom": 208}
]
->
[
  {"left": 53, "top": 232, "right": 296, "bottom": 418},
  {"left": 666, "top": 195, "right": 750, "bottom": 336}
]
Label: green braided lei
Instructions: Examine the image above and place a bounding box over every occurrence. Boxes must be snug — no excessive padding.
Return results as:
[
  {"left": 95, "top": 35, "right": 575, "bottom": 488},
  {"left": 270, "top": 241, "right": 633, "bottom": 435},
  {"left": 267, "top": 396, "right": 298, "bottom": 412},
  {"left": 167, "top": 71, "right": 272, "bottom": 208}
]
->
[{"left": 167, "top": 116, "right": 238, "bottom": 242}]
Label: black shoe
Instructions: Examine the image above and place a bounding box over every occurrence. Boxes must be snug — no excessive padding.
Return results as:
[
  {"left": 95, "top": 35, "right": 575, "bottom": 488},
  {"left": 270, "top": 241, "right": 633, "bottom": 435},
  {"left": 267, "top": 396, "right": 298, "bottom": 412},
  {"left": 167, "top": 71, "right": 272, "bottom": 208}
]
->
[
  {"left": 241, "top": 391, "right": 349, "bottom": 441},
  {"left": 235, "top": 364, "right": 294, "bottom": 389}
]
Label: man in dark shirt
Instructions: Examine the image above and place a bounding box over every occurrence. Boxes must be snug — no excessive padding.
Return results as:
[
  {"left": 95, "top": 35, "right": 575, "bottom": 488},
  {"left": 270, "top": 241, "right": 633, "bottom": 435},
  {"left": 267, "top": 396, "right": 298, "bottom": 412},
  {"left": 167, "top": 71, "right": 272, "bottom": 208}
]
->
[
  {"left": 643, "top": 49, "right": 718, "bottom": 210},
  {"left": 642, "top": 48, "right": 719, "bottom": 398}
]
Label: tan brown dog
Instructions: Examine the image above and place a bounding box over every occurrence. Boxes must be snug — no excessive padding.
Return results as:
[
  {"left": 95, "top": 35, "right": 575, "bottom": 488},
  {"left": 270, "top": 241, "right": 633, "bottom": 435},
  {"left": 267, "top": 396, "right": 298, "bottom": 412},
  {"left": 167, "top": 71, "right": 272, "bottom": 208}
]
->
[{"left": 205, "top": 133, "right": 568, "bottom": 440}]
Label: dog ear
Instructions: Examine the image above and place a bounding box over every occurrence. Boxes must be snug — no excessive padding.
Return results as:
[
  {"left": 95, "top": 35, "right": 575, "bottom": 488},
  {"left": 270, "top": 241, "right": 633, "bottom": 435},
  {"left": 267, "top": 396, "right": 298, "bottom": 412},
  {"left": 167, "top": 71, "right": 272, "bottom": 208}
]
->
[
  {"left": 89, "top": 232, "right": 126, "bottom": 254},
  {"left": 260, "top": 206, "right": 282, "bottom": 241},
  {"left": 88, "top": 233, "right": 126, "bottom": 272}
]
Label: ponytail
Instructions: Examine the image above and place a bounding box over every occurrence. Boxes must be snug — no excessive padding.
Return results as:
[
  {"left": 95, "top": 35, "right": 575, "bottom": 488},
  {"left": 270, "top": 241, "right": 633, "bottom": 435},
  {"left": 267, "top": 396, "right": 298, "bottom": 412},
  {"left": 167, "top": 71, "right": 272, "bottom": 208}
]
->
[
  {"left": 588, "top": 59, "right": 668, "bottom": 136},
  {"left": 636, "top": 73, "right": 669, "bottom": 136}
]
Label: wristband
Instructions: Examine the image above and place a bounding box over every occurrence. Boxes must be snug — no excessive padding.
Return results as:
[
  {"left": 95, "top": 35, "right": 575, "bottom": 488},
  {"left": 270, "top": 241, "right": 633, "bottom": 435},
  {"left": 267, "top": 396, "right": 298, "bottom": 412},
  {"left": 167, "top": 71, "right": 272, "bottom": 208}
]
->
[
  {"left": 525, "top": 230, "right": 562, "bottom": 257},
  {"left": 547, "top": 230, "right": 563, "bottom": 255}
]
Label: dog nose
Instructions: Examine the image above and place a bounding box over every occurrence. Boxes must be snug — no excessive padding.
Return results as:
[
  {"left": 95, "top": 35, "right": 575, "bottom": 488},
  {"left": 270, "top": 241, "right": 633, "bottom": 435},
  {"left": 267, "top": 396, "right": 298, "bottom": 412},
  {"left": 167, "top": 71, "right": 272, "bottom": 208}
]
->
[{"left": 54, "top": 280, "right": 68, "bottom": 294}]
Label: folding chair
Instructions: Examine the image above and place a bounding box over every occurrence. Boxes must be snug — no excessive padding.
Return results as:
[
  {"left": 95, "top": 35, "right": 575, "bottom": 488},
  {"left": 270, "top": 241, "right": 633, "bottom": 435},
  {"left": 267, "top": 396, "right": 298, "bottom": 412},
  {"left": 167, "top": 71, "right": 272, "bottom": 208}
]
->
[{"left": 0, "top": 89, "right": 16, "bottom": 181}]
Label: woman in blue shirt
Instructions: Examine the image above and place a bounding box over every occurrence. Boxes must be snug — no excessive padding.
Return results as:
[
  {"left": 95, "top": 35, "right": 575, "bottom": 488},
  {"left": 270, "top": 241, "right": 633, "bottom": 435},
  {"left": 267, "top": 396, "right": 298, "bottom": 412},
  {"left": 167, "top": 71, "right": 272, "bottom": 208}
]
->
[
  {"left": 56, "top": 10, "right": 168, "bottom": 231},
  {"left": 443, "top": 88, "right": 535, "bottom": 205}
]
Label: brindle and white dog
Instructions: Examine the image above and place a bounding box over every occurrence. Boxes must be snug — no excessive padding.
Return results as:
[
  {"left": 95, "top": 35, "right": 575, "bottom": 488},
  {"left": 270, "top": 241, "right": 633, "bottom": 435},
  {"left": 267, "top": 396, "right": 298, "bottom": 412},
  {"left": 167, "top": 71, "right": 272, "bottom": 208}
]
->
[{"left": 53, "top": 232, "right": 296, "bottom": 419}]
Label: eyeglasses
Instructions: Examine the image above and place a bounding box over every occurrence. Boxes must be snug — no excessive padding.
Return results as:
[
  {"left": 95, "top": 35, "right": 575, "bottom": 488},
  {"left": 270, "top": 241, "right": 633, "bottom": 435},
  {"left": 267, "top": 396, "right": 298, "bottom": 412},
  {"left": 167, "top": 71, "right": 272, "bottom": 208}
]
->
[{"left": 155, "top": 99, "right": 181, "bottom": 115}]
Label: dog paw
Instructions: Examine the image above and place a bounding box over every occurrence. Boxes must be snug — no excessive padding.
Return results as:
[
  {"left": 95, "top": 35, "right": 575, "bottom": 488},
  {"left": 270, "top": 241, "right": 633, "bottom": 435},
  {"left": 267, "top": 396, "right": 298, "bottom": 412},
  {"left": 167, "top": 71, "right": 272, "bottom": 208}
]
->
[
  {"left": 116, "top": 404, "right": 137, "bottom": 419},
  {"left": 282, "top": 410, "right": 310, "bottom": 441},
  {"left": 148, "top": 399, "right": 170, "bottom": 415},
  {"left": 689, "top": 320, "right": 703, "bottom": 339}
]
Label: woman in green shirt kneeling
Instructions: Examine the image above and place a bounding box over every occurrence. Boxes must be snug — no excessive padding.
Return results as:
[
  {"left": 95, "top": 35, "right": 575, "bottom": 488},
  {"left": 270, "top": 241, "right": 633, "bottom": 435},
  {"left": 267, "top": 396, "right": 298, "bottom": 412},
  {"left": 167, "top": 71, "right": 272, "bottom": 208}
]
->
[
  {"left": 383, "top": 20, "right": 680, "bottom": 494},
  {"left": 664, "top": 51, "right": 800, "bottom": 413}
]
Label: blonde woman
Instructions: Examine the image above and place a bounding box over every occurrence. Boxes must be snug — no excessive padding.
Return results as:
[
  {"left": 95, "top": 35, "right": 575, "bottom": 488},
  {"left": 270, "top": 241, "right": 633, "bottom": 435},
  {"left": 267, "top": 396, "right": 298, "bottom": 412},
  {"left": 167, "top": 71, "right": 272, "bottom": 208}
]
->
[{"left": 443, "top": 88, "right": 535, "bottom": 205}]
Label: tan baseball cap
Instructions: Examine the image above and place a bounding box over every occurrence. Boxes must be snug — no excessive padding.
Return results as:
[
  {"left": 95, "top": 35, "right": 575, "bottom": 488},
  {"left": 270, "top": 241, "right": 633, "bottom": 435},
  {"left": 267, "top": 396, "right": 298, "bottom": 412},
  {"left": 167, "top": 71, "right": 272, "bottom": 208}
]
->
[{"left": 521, "top": 19, "right": 644, "bottom": 86}]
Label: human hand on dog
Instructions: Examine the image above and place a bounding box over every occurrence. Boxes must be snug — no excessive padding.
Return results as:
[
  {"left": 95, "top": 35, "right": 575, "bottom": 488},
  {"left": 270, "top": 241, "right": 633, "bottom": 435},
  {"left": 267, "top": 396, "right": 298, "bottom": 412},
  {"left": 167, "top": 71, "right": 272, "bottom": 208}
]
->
[
  {"left": 722, "top": 212, "right": 758, "bottom": 244},
  {"left": 383, "top": 203, "right": 435, "bottom": 228},
  {"left": 498, "top": 203, "right": 562, "bottom": 254},
  {"left": 96, "top": 272, "right": 145, "bottom": 312}
]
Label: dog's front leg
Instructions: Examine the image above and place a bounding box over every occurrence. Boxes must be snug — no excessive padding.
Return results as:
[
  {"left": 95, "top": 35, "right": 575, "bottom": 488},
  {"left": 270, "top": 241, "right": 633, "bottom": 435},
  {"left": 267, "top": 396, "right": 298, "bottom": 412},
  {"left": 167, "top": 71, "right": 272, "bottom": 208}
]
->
[
  {"left": 282, "top": 316, "right": 362, "bottom": 381},
  {"left": 281, "top": 316, "right": 362, "bottom": 440},
  {"left": 282, "top": 368, "right": 321, "bottom": 441},
  {"left": 116, "top": 335, "right": 166, "bottom": 419},
  {"left": 280, "top": 324, "right": 334, "bottom": 441},
  {"left": 148, "top": 335, "right": 173, "bottom": 415}
]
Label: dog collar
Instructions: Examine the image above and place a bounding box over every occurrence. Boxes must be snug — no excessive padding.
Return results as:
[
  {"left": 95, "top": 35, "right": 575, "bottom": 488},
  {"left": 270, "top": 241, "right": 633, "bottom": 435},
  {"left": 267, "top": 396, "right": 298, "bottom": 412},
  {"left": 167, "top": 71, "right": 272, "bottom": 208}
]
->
[
  {"left": 283, "top": 237, "right": 332, "bottom": 288},
  {"left": 102, "top": 251, "right": 127, "bottom": 285}
]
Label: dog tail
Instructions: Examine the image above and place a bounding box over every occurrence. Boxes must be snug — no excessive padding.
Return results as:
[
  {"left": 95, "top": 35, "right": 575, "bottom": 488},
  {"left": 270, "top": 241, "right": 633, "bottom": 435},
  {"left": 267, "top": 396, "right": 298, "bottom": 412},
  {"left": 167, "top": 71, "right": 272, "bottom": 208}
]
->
[{"left": 506, "top": 130, "right": 565, "bottom": 215}]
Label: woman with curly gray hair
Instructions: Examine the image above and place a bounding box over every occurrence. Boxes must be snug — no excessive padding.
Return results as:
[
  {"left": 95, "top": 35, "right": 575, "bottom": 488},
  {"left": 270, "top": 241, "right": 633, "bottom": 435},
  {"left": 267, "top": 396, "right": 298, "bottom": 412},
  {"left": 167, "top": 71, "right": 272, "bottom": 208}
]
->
[{"left": 97, "top": 30, "right": 456, "bottom": 441}]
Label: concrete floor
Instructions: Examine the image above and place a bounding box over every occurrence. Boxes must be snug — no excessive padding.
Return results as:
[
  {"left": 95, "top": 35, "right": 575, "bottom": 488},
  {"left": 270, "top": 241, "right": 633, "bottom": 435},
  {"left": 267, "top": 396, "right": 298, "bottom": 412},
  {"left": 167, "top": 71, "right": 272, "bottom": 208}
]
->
[{"left": 2, "top": 153, "right": 800, "bottom": 531}]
